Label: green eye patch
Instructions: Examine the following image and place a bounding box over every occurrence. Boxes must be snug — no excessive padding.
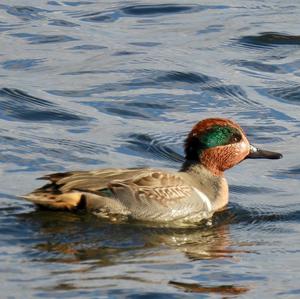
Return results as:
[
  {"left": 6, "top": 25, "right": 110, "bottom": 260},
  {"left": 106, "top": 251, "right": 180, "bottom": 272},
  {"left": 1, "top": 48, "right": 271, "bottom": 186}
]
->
[{"left": 198, "top": 125, "right": 241, "bottom": 149}]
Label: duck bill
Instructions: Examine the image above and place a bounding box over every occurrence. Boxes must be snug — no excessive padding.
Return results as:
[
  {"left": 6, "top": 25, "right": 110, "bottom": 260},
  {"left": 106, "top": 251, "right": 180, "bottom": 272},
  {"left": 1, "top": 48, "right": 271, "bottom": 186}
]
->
[{"left": 247, "top": 145, "right": 282, "bottom": 159}]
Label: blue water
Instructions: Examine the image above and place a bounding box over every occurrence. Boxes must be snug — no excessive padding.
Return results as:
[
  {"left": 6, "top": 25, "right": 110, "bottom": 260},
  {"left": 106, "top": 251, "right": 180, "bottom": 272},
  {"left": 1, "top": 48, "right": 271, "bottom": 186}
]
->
[{"left": 0, "top": 1, "right": 300, "bottom": 298}]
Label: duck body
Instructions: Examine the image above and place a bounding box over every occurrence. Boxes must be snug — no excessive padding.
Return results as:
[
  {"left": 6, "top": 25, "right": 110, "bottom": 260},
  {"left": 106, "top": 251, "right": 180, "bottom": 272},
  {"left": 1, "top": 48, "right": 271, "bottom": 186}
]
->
[
  {"left": 24, "top": 165, "right": 227, "bottom": 223},
  {"left": 22, "top": 118, "right": 282, "bottom": 224}
]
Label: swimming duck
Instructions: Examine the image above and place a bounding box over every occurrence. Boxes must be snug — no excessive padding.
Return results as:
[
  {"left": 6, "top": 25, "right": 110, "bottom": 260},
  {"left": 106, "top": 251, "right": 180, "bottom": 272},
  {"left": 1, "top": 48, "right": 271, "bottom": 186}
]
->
[{"left": 22, "top": 118, "right": 282, "bottom": 224}]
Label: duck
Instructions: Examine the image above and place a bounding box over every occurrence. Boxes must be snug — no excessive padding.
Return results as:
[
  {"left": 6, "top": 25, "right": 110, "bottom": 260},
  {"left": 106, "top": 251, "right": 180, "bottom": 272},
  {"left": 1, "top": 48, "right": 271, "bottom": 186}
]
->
[{"left": 22, "top": 118, "right": 282, "bottom": 224}]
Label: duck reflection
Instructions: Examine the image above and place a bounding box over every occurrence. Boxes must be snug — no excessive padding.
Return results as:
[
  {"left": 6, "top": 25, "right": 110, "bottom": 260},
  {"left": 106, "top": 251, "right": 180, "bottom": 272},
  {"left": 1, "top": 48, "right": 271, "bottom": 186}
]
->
[
  {"left": 169, "top": 280, "right": 249, "bottom": 295},
  {"left": 18, "top": 209, "right": 250, "bottom": 295},
  {"left": 18, "top": 208, "right": 251, "bottom": 262}
]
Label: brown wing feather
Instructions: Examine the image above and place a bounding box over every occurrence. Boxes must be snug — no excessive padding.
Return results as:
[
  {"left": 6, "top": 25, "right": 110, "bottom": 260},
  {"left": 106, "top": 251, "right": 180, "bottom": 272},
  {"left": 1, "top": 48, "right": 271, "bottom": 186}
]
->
[
  {"left": 22, "top": 169, "right": 142, "bottom": 210},
  {"left": 110, "top": 171, "right": 192, "bottom": 207},
  {"left": 108, "top": 170, "right": 198, "bottom": 221},
  {"left": 38, "top": 171, "right": 85, "bottom": 183},
  {"left": 22, "top": 168, "right": 156, "bottom": 210},
  {"left": 23, "top": 168, "right": 211, "bottom": 222},
  {"left": 36, "top": 168, "right": 147, "bottom": 193}
]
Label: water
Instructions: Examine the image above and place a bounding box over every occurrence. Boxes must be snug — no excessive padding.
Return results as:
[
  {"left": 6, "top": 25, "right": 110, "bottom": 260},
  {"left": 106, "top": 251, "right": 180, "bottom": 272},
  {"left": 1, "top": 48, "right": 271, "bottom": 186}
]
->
[{"left": 0, "top": 1, "right": 299, "bottom": 298}]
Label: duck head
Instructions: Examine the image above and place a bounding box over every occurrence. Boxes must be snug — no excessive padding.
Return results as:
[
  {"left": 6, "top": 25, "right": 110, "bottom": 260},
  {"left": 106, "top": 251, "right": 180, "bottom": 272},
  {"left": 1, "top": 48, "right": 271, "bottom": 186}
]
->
[{"left": 184, "top": 118, "right": 282, "bottom": 175}]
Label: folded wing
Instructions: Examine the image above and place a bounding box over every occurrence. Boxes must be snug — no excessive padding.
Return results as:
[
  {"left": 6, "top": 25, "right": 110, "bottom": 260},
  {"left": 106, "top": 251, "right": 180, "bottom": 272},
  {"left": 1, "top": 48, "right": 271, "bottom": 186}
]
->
[{"left": 22, "top": 168, "right": 211, "bottom": 222}]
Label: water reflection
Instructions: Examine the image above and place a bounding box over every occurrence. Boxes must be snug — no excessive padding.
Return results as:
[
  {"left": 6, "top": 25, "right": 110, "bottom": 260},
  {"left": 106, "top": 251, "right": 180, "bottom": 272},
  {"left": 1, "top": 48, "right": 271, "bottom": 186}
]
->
[
  {"left": 169, "top": 281, "right": 249, "bottom": 295},
  {"left": 16, "top": 209, "right": 253, "bottom": 295},
  {"left": 18, "top": 209, "right": 249, "bottom": 263}
]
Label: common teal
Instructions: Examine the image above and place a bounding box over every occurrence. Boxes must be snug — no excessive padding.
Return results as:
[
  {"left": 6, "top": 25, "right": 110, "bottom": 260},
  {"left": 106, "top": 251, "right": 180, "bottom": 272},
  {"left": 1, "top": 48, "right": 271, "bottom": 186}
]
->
[{"left": 22, "top": 118, "right": 282, "bottom": 224}]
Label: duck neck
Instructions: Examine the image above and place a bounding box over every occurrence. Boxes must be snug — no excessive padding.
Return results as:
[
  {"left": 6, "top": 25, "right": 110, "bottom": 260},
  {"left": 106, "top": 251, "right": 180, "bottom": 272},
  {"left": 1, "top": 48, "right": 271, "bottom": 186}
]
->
[
  {"left": 180, "top": 161, "right": 229, "bottom": 211},
  {"left": 181, "top": 160, "right": 223, "bottom": 175}
]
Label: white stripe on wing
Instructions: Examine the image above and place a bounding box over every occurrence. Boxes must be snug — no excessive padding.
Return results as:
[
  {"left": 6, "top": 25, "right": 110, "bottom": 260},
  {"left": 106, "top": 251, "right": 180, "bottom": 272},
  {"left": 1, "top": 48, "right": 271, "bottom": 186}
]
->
[{"left": 192, "top": 187, "right": 212, "bottom": 212}]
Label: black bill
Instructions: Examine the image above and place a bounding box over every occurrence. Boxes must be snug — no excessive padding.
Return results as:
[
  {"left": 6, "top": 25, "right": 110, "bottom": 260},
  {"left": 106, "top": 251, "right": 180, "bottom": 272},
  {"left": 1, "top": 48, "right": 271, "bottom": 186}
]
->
[{"left": 247, "top": 145, "right": 282, "bottom": 159}]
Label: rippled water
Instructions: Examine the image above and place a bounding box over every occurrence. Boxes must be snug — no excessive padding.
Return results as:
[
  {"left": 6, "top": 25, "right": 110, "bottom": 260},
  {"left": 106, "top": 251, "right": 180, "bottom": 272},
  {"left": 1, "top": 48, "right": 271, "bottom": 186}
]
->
[{"left": 1, "top": 1, "right": 300, "bottom": 298}]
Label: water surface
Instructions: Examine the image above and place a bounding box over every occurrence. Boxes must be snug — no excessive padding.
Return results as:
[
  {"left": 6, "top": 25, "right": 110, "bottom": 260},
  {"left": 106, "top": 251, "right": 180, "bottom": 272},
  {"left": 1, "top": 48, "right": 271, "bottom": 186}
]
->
[{"left": 0, "top": 1, "right": 300, "bottom": 298}]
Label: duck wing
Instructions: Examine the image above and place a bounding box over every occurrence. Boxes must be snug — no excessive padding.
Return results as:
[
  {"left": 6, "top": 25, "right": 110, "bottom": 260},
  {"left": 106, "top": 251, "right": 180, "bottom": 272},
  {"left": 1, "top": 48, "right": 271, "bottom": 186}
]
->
[
  {"left": 107, "top": 170, "right": 211, "bottom": 222},
  {"left": 40, "top": 168, "right": 148, "bottom": 192},
  {"left": 21, "top": 168, "right": 149, "bottom": 210},
  {"left": 22, "top": 168, "right": 211, "bottom": 222}
]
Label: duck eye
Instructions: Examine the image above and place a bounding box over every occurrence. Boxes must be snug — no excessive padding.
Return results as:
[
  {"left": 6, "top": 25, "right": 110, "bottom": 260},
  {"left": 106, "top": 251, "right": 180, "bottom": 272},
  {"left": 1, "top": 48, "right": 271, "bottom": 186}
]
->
[{"left": 230, "top": 133, "right": 241, "bottom": 143}]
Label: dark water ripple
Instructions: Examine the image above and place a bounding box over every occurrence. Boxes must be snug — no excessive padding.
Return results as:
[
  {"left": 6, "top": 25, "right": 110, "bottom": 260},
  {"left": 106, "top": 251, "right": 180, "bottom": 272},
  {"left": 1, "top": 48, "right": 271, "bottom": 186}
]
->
[
  {"left": 158, "top": 71, "right": 213, "bottom": 84},
  {"left": 78, "top": 9, "right": 122, "bottom": 23},
  {"left": 31, "top": 135, "right": 109, "bottom": 156},
  {"left": 0, "top": 132, "right": 106, "bottom": 172},
  {"left": 70, "top": 44, "right": 107, "bottom": 51},
  {"left": 0, "top": 5, "right": 49, "bottom": 21},
  {"left": 60, "top": 2, "right": 229, "bottom": 23},
  {"left": 49, "top": 19, "right": 79, "bottom": 27},
  {"left": 230, "top": 185, "right": 279, "bottom": 195},
  {"left": 0, "top": 88, "right": 87, "bottom": 122},
  {"left": 239, "top": 32, "right": 300, "bottom": 47},
  {"left": 121, "top": 4, "right": 194, "bottom": 16},
  {"left": 81, "top": 14, "right": 116, "bottom": 23},
  {"left": 0, "top": 22, "right": 20, "bottom": 32},
  {"left": 63, "top": 1, "right": 95, "bottom": 7},
  {"left": 129, "top": 42, "right": 161, "bottom": 47},
  {"left": 275, "top": 165, "right": 300, "bottom": 180},
  {"left": 267, "top": 82, "right": 300, "bottom": 105},
  {"left": 227, "top": 60, "right": 285, "bottom": 75},
  {"left": 11, "top": 33, "right": 78, "bottom": 44},
  {"left": 122, "top": 4, "right": 229, "bottom": 16},
  {"left": 137, "top": 71, "right": 253, "bottom": 106},
  {"left": 124, "top": 133, "right": 184, "bottom": 164},
  {"left": 243, "top": 123, "right": 287, "bottom": 143},
  {"left": 48, "top": 70, "right": 254, "bottom": 111},
  {"left": 226, "top": 203, "right": 300, "bottom": 227},
  {"left": 1, "top": 58, "right": 45, "bottom": 70},
  {"left": 48, "top": 71, "right": 216, "bottom": 96},
  {"left": 86, "top": 100, "right": 165, "bottom": 121}
]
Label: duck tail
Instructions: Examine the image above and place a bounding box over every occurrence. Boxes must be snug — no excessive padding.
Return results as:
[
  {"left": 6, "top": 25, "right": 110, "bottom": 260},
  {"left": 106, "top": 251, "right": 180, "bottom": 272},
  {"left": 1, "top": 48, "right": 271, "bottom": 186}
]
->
[{"left": 20, "top": 191, "right": 84, "bottom": 210}]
